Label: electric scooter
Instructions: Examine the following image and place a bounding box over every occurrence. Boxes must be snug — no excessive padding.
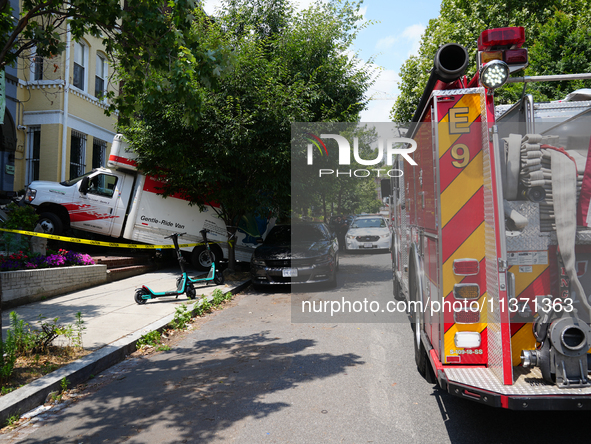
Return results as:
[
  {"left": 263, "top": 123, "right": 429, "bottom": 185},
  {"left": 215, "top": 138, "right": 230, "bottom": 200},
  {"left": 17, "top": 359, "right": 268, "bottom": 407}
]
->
[
  {"left": 187, "top": 229, "right": 225, "bottom": 287},
  {"left": 134, "top": 232, "right": 197, "bottom": 304}
]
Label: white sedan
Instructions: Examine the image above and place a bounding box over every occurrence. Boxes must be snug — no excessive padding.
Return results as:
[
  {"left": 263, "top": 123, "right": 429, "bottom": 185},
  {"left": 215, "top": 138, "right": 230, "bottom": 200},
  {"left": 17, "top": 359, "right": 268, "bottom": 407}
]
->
[{"left": 345, "top": 216, "right": 391, "bottom": 251}]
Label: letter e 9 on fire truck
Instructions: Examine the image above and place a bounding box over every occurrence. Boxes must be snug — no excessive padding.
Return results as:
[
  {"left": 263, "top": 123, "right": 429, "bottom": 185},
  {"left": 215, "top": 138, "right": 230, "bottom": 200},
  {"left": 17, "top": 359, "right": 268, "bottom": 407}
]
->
[{"left": 387, "top": 26, "right": 591, "bottom": 409}]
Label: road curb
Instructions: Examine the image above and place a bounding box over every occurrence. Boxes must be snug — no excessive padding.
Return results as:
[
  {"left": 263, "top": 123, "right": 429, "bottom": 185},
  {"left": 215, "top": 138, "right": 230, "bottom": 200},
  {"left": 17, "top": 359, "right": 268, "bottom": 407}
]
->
[{"left": 0, "top": 280, "right": 250, "bottom": 425}]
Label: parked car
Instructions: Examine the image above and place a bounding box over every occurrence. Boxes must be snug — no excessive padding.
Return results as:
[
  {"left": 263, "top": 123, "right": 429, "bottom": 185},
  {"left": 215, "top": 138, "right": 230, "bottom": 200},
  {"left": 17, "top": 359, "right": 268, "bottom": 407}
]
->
[
  {"left": 345, "top": 215, "right": 391, "bottom": 251},
  {"left": 250, "top": 222, "right": 339, "bottom": 287}
]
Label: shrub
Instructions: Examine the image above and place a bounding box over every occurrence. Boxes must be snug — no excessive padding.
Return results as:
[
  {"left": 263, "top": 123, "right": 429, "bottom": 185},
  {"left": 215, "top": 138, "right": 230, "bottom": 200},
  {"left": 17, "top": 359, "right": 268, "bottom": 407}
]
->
[{"left": 0, "top": 249, "right": 94, "bottom": 271}]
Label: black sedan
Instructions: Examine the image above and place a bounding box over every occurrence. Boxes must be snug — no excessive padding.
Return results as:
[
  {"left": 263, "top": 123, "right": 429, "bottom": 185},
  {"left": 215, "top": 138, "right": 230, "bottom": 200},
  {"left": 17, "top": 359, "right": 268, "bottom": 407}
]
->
[{"left": 250, "top": 222, "right": 339, "bottom": 288}]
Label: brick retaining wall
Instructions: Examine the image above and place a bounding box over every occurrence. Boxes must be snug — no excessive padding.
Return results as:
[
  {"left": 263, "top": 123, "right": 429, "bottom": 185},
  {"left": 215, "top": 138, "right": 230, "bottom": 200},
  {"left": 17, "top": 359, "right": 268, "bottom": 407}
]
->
[{"left": 0, "top": 265, "right": 108, "bottom": 308}]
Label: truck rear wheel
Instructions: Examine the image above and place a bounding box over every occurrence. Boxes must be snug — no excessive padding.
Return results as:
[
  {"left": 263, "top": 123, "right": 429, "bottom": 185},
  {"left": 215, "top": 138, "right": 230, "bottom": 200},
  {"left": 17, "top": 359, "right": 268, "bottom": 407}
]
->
[
  {"left": 412, "top": 273, "right": 436, "bottom": 384},
  {"left": 191, "top": 246, "right": 216, "bottom": 271},
  {"left": 38, "top": 212, "right": 63, "bottom": 235}
]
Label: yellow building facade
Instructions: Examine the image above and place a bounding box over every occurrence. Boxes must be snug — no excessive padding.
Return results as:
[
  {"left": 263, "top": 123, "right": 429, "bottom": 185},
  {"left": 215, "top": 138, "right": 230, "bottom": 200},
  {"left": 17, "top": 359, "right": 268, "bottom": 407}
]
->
[{"left": 12, "top": 24, "right": 118, "bottom": 192}]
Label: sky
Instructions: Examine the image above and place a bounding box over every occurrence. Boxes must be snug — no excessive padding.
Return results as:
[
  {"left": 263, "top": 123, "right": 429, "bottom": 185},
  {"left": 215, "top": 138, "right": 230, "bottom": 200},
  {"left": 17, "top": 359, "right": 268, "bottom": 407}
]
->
[{"left": 201, "top": 0, "right": 444, "bottom": 122}]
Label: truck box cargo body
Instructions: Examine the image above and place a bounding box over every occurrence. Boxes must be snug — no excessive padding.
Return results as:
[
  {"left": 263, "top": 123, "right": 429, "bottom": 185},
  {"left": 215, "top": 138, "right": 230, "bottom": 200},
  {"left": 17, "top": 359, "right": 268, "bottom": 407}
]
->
[
  {"left": 390, "top": 27, "right": 591, "bottom": 409},
  {"left": 25, "top": 135, "right": 272, "bottom": 269}
]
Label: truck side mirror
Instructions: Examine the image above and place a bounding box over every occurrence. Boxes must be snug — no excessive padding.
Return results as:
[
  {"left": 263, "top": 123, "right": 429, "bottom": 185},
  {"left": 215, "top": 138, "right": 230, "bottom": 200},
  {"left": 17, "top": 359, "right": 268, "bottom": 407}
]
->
[{"left": 80, "top": 177, "right": 89, "bottom": 194}]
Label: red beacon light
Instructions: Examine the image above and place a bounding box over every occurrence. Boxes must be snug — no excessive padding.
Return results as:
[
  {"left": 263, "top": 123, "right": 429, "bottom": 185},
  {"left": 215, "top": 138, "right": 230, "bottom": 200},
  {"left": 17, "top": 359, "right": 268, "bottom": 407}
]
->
[{"left": 478, "top": 27, "right": 525, "bottom": 51}]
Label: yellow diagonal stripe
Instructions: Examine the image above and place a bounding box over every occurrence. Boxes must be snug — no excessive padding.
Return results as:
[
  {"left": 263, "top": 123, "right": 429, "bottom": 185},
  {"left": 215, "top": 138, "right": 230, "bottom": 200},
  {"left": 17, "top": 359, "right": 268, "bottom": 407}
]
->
[
  {"left": 509, "top": 264, "right": 549, "bottom": 296},
  {"left": 441, "top": 150, "right": 483, "bottom": 227},
  {"left": 438, "top": 94, "right": 482, "bottom": 157}
]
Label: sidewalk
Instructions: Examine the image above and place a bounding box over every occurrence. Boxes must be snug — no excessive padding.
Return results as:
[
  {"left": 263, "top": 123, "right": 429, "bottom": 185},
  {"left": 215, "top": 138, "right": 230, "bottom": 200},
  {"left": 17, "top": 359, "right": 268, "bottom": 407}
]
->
[{"left": 0, "top": 267, "right": 250, "bottom": 424}]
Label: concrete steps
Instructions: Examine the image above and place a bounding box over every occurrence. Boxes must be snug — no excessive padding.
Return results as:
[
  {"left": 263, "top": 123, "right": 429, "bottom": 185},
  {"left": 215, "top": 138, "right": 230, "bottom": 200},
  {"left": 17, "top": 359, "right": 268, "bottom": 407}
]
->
[{"left": 92, "top": 255, "right": 157, "bottom": 282}]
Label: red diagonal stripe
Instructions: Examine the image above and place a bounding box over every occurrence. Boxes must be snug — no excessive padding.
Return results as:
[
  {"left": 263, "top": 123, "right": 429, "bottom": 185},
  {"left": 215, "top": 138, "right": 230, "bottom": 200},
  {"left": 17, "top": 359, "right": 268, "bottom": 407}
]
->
[{"left": 441, "top": 187, "right": 484, "bottom": 263}]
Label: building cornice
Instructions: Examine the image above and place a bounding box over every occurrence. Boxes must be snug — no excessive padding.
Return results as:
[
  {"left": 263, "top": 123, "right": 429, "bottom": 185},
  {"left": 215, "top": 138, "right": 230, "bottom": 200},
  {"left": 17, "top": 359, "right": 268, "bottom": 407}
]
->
[
  {"left": 18, "top": 79, "right": 113, "bottom": 111},
  {"left": 23, "top": 110, "right": 116, "bottom": 142}
]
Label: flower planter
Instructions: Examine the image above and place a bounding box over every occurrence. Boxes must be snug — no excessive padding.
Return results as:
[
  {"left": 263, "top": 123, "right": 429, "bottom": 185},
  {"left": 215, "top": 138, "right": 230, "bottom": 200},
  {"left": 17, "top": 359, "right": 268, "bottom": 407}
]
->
[{"left": 0, "top": 265, "right": 108, "bottom": 309}]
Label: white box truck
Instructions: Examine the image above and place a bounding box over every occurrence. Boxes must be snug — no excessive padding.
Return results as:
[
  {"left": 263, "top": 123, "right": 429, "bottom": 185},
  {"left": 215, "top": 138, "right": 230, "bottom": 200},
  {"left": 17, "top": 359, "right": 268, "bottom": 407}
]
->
[{"left": 24, "top": 134, "right": 274, "bottom": 270}]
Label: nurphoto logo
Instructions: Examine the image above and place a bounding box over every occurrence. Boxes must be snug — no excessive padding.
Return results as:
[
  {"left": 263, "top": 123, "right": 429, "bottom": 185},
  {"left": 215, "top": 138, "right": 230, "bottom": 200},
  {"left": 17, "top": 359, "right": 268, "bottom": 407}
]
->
[{"left": 305, "top": 133, "right": 417, "bottom": 178}]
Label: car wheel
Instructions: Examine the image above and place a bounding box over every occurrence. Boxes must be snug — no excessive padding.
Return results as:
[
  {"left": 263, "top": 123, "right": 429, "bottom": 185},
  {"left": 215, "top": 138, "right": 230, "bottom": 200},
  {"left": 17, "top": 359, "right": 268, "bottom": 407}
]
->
[
  {"left": 252, "top": 283, "right": 264, "bottom": 292},
  {"left": 326, "top": 269, "right": 337, "bottom": 289},
  {"left": 192, "top": 247, "right": 216, "bottom": 271},
  {"left": 38, "top": 212, "right": 63, "bottom": 235}
]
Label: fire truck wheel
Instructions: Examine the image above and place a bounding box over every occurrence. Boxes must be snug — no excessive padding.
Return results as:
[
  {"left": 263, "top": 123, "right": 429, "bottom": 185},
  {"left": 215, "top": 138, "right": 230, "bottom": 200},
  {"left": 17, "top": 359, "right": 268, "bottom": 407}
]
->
[
  {"left": 393, "top": 280, "right": 404, "bottom": 302},
  {"left": 414, "top": 331, "right": 436, "bottom": 384},
  {"left": 38, "top": 212, "right": 63, "bottom": 235}
]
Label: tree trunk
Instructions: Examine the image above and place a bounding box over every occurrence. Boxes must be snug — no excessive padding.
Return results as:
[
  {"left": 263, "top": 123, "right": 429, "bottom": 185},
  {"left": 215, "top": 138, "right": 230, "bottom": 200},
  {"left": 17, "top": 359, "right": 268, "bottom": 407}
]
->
[{"left": 225, "top": 223, "right": 238, "bottom": 274}]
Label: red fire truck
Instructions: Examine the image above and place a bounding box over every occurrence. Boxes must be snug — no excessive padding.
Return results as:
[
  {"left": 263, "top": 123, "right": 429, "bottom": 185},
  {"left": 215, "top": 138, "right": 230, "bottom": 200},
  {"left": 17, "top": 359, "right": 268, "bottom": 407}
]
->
[{"left": 389, "top": 26, "right": 591, "bottom": 409}]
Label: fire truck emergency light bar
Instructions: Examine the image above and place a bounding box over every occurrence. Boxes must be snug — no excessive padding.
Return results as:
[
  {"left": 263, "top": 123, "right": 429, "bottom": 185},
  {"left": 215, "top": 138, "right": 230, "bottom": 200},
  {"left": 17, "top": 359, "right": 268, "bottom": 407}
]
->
[{"left": 477, "top": 27, "right": 525, "bottom": 50}]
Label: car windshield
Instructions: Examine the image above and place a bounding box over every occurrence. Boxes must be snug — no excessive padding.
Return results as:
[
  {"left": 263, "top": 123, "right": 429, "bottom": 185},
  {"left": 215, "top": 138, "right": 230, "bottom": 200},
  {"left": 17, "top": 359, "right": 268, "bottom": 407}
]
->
[
  {"left": 264, "top": 224, "right": 328, "bottom": 244},
  {"left": 351, "top": 218, "right": 386, "bottom": 228},
  {"left": 60, "top": 170, "right": 96, "bottom": 187}
]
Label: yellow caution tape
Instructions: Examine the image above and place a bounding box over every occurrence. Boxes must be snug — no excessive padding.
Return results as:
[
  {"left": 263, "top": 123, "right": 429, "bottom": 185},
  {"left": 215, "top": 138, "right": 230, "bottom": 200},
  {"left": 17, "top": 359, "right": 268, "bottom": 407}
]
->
[{"left": 0, "top": 228, "right": 220, "bottom": 249}]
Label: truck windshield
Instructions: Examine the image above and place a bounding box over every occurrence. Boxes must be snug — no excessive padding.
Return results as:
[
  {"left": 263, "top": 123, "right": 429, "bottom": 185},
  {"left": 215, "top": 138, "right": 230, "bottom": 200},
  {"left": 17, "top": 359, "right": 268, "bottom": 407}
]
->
[{"left": 60, "top": 170, "right": 95, "bottom": 187}]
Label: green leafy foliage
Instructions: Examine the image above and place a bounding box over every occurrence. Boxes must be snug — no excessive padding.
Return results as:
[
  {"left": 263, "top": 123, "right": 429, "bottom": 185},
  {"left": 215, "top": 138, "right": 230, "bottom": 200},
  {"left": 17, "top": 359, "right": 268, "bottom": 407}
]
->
[
  {"left": 0, "top": 203, "right": 39, "bottom": 254},
  {"left": 391, "top": 0, "right": 591, "bottom": 122},
  {"left": 171, "top": 304, "right": 192, "bottom": 330},
  {"left": 211, "top": 288, "right": 225, "bottom": 306},
  {"left": 0, "top": 311, "right": 85, "bottom": 384},
  {"left": 1, "top": 1, "right": 232, "bottom": 125},
  {"left": 0, "top": 328, "right": 17, "bottom": 385},
  {"left": 137, "top": 330, "right": 162, "bottom": 348},
  {"left": 120, "top": 0, "right": 375, "bottom": 268}
]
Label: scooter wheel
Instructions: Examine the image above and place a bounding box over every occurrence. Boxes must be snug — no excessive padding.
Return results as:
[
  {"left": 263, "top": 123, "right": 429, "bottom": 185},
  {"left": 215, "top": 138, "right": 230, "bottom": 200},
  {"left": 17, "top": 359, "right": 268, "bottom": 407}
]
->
[
  {"left": 135, "top": 289, "right": 148, "bottom": 305},
  {"left": 186, "top": 282, "right": 196, "bottom": 300},
  {"left": 214, "top": 273, "right": 225, "bottom": 285}
]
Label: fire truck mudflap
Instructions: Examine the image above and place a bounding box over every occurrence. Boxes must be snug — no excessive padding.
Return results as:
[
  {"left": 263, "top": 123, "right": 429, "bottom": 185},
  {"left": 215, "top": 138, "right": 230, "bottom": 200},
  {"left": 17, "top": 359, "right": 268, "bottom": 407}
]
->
[{"left": 392, "top": 26, "right": 591, "bottom": 409}]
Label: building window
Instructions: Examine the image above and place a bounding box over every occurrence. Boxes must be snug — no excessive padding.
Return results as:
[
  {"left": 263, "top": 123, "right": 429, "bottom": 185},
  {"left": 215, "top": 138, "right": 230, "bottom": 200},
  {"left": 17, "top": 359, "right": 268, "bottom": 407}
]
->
[
  {"left": 33, "top": 55, "right": 43, "bottom": 81},
  {"left": 30, "top": 46, "right": 43, "bottom": 81},
  {"left": 73, "top": 41, "right": 86, "bottom": 90},
  {"left": 70, "top": 131, "right": 86, "bottom": 179},
  {"left": 27, "top": 127, "right": 41, "bottom": 183},
  {"left": 33, "top": 56, "right": 43, "bottom": 81},
  {"left": 92, "top": 138, "right": 106, "bottom": 169},
  {"left": 95, "top": 54, "right": 107, "bottom": 98}
]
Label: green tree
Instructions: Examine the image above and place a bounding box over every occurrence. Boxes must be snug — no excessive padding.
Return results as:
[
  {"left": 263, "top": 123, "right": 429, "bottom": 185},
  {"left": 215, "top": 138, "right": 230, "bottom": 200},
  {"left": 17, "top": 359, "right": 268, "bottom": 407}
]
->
[
  {"left": 391, "top": 0, "right": 591, "bottom": 122},
  {"left": 1, "top": 0, "right": 231, "bottom": 124},
  {"left": 122, "top": 0, "right": 375, "bottom": 270},
  {"left": 527, "top": 9, "right": 591, "bottom": 101}
]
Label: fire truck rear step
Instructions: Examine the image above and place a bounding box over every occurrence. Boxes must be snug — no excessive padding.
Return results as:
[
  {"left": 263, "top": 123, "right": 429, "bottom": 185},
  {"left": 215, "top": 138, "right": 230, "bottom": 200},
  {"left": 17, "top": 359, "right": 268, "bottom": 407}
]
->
[{"left": 446, "top": 366, "right": 591, "bottom": 396}]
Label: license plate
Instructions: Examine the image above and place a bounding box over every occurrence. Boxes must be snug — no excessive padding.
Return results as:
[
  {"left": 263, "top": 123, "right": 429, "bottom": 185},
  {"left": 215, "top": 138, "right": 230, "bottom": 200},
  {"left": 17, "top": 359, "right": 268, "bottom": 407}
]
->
[
  {"left": 364, "top": 243, "right": 373, "bottom": 248},
  {"left": 283, "top": 268, "right": 298, "bottom": 277}
]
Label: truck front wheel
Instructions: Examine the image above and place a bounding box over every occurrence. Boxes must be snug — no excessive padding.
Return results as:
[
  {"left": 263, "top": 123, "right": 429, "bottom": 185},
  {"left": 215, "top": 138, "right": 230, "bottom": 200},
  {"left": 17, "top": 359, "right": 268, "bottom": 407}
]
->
[{"left": 38, "top": 212, "right": 63, "bottom": 235}]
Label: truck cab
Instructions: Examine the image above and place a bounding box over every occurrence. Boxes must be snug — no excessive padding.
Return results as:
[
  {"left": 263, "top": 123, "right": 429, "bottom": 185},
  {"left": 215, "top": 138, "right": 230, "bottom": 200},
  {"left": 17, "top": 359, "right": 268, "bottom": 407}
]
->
[{"left": 25, "top": 167, "right": 134, "bottom": 237}]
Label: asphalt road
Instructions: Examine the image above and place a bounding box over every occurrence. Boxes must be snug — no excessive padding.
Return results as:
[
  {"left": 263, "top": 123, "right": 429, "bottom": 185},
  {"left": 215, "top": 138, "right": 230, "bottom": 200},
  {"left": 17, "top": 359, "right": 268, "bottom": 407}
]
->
[{"left": 2, "top": 251, "right": 591, "bottom": 443}]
